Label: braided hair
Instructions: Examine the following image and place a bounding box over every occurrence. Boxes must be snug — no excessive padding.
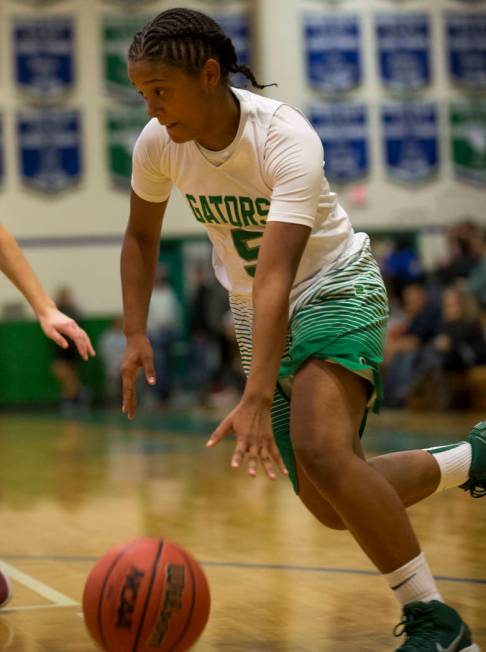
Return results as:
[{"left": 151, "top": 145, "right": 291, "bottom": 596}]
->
[{"left": 128, "top": 7, "right": 275, "bottom": 90}]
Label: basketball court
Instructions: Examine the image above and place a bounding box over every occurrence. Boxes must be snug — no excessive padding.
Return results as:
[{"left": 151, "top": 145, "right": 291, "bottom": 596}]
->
[{"left": 0, "top": 408, "right": 485, "bottom": 651}]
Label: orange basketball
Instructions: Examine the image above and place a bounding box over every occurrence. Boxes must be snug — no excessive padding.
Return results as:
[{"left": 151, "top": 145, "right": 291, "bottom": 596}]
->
[{"left": 82, "top": 538, "right": 210, "bottom": 652}]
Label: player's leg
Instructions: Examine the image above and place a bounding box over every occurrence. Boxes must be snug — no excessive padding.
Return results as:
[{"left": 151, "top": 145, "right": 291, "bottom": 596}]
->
[
  {"left": 292, "top": 360, "right": 422, "bottom": 572},
  {"left": 274, "top": 384, "right": 482, "bottom": 528},
  {"left": 0, "top": 568, "right": 12, "bottom": 608},
  {"left": 291, "top": 359, "right": 478, "bottom": 652},
  {"left": 357, "top": 421, "right": 486, "bottom": 502}
]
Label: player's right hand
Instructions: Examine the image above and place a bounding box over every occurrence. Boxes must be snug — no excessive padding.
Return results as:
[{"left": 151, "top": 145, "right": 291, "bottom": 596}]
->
[{"left": 120, "top": 333, "right": 156, "bottom": 419}]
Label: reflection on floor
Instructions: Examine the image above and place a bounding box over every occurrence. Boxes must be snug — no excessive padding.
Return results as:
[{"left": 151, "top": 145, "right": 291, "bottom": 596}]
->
[{"left": 0, "top": 408, "right": 485, "bottom": 651}]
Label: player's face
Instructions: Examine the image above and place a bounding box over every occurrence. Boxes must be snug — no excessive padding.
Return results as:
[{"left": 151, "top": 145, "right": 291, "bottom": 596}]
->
[{"left": 128, "top": 59, "right": 214, "bottom": 144}]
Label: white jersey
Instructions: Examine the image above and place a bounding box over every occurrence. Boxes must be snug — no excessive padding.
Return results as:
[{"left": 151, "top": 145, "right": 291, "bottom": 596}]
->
[{"left": 131, "top": 87, "right": 363, "bottom": 305}]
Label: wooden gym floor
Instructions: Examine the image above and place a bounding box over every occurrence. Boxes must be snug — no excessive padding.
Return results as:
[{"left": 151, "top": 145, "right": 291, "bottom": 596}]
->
[{"left": 0, "top": 408, "right": 485, "bottom": 651}]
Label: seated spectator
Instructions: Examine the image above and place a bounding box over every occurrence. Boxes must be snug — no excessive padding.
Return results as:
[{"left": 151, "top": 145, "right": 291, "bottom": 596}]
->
[
  {"left": 467, "top": 228, "right": 486, "bottom": 310},
  {"left": 50, "top": 286, "right": 90, "bottom": 411},
  {"left": 99, "top": 316, "right": 126, "bottom": 406},
  {"left": 436, "top": 219, "right": 481, "bottom": 286},
  {"left": 381, "top": 234, "right": 422, "bottom": 303},
  {"left": 408, "top": 286, "right": 486, "bottom": 410},
  {"left": 383, "top": 281, "right": 441, "bottom": 407},
  {"left": 146, "top": 266, "right": 181, "bottom": 407}
]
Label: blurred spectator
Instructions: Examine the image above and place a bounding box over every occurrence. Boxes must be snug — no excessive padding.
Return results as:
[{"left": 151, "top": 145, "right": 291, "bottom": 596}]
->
[
  {"left": 50, "top": 286, "right": 89, "bottom": 411},
  {"left": 436, "top": 219, "right": 481, "bottom": 286},
  {"left": 467, "top": 228, "right": 486, "bottom": 310},
  {"left": 146, "top": 266, "right": 181, "bottom": 406},
  {"left": 99, "top": 316, "right": 126, "bottom": 406},
  {"left": 382, "top": 234, "right": 422, "bottom": 302},
  {"left": 383, "top": 282, "right": 441, "bottom": 408},
  {"left": 408, "top": 286, "right": 486, "bottom": 410},
  {"left": 188, "top": 265, "right": 232, "bottom": 405}
]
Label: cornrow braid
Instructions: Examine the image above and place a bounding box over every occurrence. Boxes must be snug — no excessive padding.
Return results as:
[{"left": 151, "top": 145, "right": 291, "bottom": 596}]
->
[{"left": 128, "top": 7, "right": 276, "bottom": 90}]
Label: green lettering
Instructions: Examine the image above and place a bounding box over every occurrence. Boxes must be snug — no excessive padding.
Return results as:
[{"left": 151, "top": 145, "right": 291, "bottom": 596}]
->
[
  {"left": 186, "top": 194, "right": 205, "bottom": 223},
  {"left": 239, "top": 197, "right": 258, "bottom": 227},
  {"left": 224, "top": 196, "right": 242, "bottom": 227},
  {"left": 209, "top": 196, "right": 228, "bottom": 224},
  {"left": 255, "top": 198, "right": 271, "bottom": 225},
  {"left": 231, "top": 229, "right": 262, "bottom": 278},
  {"left": 200, "top": 196, "right": 219, "bottom": 224}
]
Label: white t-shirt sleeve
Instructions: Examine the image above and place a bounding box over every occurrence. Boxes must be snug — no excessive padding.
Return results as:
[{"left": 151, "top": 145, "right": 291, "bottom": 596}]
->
[
  {"left": 264, "top": 105, "right": 325, "bottom": 228},
  {"left": 131, "top": 118, "right": 172, "bottom": 203}
]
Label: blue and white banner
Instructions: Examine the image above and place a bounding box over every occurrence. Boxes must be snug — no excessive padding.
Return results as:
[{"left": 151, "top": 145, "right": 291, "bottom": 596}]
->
[
  {"left": 446, "top": 13, "right": 486, "bottom": 90},
  {"left": 303, "top": 13, "right": 362, "bottom": 92},
  {"left": 211, "top": 10, "right": 250, "bottom": 88},
  {"left": 13, "top": 17, "right": 75, "bottom": 101},
  {"left": 17, "top": 109, "right": 82, "bottom": 193},
  {"left": 375, "top": 13, "right": 431, "bottom": 92},
  {"left": 307, "top": 103, "right": 369, "bottom": 183},
  {"left": 381, "top": 102, "right": 439, "bottom": 184}
]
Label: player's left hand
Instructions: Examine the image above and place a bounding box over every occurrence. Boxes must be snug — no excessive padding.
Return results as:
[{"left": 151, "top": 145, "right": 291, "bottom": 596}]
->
[
  {"left": 206, "top": 398, "right": 288, "bottom": 481},
  {"left": 39, "top": 307, "right": 96, "bottom": 361}
]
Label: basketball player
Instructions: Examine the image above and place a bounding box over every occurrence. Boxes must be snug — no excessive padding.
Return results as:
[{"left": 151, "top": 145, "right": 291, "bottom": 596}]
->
[
  {"left": 119, "top": 9, "right": 484, "bottom": 650},
  {"left": 0, "top": 223, "right": 96, "bottom": 607}
]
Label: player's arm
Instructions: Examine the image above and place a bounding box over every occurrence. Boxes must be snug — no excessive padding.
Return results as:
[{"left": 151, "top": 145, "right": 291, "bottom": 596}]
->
[
  {"left": 244, "top": 221, "right": 311, "bottom": 404},
  {"left": 0, "top": 224, "right": 95, "bottom": 360},
  {"left": 244, "top": 108, "right": 322, "bottom": 403},
  {"left": 0, "top": 224, "right": 56, "bottom": 315},
  {"left": 207, "top": 107, "right": 322, "bottom": 478},
  {"left": 207, "top": 221, "right": 311, "bottom": 479},
  {"left": 120, "top": 190, "right": 168, "bottom": 417}
]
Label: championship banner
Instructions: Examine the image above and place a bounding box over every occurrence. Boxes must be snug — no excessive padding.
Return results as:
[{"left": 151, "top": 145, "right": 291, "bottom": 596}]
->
[
  {"left": 307, "top": 103, "right": 368, "bottom": 184},
  {"left": 102, "top": 15, "right": 149, "bottom": 102},
  {"left": 446, "top": 13, "right": 486, "bottom": 91},
  {"left": 381, "top": 102, "right": 439, "bottom": 184},
  {"left": 17, "top": 109, "right": 82, "bottom": 193},
  {"left": 450, "top": 103, "right": 486, "bottom": 185},
  {"left": 302, "top": 12, "right": 362, "bottom": 92},
  {"left": 13, "top": 16, "right": 75, "bottom": 101},
  {"left": 106, "top": 108, "right": 148, "bottom": 189},
  {"left": 211, "top": 10, "right": 250, "bottom": 88},
  {"left": 375, "top": 13, "right": 431, "bottom": 92}
]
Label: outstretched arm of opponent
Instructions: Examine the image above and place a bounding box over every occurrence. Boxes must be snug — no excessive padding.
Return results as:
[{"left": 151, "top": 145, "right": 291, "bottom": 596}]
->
[{"left": 0, "top": 224, "right": 95, "bottom": 361}]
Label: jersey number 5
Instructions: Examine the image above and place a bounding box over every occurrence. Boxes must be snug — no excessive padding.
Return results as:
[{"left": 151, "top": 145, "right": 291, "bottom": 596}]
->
[{"left": 231, "top": 229, "right": 263, "bottom": 278}]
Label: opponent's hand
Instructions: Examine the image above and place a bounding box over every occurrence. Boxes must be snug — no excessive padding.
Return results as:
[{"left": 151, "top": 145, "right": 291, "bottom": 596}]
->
[
  {"left": 38, "top": 307, "right": 96, "bottom": 361},
  {"left": 120, "top": 333, "right": 156, "bottom": 419},
  {"left": 206, "top": 398, "right": 288, "bottom": 481}
]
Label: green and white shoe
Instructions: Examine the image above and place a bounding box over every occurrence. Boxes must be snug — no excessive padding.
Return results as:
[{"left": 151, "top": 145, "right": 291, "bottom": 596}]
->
[
  {"left": 394, "top": 601, "right": 479, "bottom": 651},
  {"left": 460, "top": 421, "right": 486, "bottom": 498}
]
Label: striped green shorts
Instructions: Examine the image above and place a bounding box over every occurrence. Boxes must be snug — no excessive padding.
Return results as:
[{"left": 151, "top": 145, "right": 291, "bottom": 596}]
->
[{"left": 229, "top": 239, "right": 389, "bottom": 493}]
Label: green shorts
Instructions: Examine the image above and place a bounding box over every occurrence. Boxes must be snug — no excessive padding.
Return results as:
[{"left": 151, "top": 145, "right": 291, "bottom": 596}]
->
[{"left": 230, "top": 238, "right": 389, "bottom": 493}]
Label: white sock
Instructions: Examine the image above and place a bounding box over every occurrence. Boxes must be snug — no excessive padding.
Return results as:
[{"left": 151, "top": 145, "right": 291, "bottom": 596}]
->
[
  {"left": 425, "top": 442, "right": 472, "bottom": 493},
  {"left": 384, "top": 552, "right": 442, "bottom": 606}
]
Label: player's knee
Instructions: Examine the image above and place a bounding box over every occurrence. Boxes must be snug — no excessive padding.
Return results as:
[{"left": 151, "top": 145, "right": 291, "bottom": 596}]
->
[
  {"left": 293, "top": 438, "right": 337, "bottom": 475},
  {"left": 295, "top": 442, "right": 354, "bottom": 494}
]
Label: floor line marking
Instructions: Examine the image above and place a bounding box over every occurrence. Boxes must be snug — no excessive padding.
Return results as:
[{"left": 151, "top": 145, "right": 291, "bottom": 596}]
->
[
  {"left": 0, "top": 561, "right": 78, "bottom": 607},
  {"left": 1, "top": 555, "right": 485, "bottom": 587},
  {"left": 0, "top": 603, "right": 80, "bottom": 613}
]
